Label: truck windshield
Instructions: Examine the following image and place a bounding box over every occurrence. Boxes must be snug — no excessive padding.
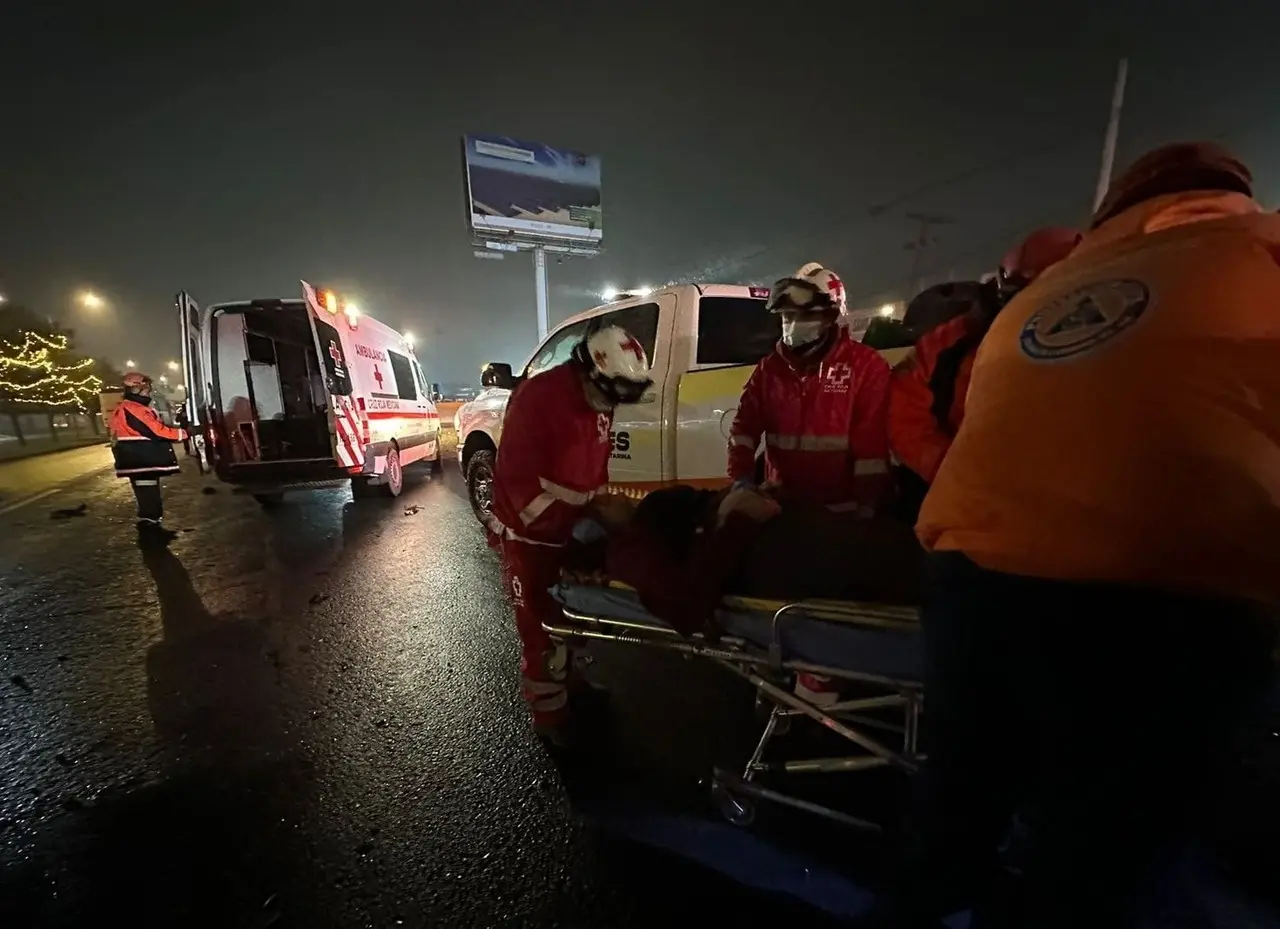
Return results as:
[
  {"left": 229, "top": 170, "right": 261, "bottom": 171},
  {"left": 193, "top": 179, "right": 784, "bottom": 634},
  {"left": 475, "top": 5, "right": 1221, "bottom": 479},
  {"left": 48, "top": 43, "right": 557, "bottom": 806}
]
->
[{"left": 696, "top": 297, "right": 777, "bottom": 366}]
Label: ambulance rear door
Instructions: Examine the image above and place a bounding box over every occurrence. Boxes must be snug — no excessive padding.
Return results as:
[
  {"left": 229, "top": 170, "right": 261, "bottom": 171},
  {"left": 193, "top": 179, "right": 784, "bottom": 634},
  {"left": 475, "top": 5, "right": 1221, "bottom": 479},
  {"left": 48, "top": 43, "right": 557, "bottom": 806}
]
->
[
  {"left": 176, "top": 290, "right": 216, "bottom": 474},
  {"left": 300, "top": 280, "right": 365, "bottom": 472}
]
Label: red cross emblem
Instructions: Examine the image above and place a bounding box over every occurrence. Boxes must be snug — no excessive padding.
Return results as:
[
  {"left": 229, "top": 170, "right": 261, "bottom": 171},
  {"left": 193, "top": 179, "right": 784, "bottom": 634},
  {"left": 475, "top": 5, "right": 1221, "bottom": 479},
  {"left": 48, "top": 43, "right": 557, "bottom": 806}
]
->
[
  {"left": 827, "top": 274, "right": 845, "bottom": 306},
  {"left": 373, "top": 364, "right": 384, "bottom": 390},
  {"left": 619, "top": 334, "right": 644, "bottom": 362},
  {"left": 328, "top": 341, "right": 343, "bottom": 365}
]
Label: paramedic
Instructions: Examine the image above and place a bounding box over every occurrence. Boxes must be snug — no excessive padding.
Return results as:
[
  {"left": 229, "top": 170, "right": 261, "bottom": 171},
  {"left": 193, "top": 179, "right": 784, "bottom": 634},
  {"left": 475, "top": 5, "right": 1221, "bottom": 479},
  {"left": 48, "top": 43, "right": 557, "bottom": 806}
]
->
[
  {"left": 489, "top": 325, "right": 653, "bottom": 745},
  {"left": 887, "top": 228, "right": 1082, "bottom": 514},
  {"left": 876, "top": 143, "right": 1280, "bottom": 928},
  {"left": 109, "top": 371, "right": 188, "bottom": 542},
  {"left": 728, "top": 261, "right": 892, "bottom": 515}
]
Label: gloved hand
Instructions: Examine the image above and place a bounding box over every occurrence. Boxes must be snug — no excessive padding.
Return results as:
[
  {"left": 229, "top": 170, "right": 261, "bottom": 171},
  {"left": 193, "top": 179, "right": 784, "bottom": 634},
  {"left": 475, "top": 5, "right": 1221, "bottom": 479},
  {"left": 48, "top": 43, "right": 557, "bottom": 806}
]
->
[{"left": 571, "top": 518, "right": 608, "bottom": 545}]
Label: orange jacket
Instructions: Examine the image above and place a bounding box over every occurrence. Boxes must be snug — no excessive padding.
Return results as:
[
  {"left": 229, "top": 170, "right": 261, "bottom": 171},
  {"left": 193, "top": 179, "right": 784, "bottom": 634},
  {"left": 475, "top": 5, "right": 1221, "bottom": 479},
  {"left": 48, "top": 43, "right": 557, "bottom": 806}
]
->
[
  {"left": 888, "top": 314, "right": 980, "bottom": 482},
  {"left": 919, "top": 191, "right": 1280, "bottom": 602},
  {"left": 109, "top": 396, "right": 185, "bottom": 477}
]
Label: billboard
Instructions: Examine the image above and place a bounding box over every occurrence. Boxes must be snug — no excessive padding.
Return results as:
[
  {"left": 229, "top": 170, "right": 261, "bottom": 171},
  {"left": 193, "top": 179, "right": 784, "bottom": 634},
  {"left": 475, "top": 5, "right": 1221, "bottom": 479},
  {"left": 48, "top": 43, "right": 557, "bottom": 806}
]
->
[{"left": 463, "top": 134, "right": 602, "bottom": 244}]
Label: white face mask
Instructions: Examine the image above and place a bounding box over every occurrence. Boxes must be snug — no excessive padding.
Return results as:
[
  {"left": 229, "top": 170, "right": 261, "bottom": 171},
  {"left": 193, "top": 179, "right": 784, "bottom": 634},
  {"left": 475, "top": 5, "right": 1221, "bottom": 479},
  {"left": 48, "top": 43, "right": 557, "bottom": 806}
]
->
[{"left": 781, "top": 318, "right": 826, "bottom": 348}]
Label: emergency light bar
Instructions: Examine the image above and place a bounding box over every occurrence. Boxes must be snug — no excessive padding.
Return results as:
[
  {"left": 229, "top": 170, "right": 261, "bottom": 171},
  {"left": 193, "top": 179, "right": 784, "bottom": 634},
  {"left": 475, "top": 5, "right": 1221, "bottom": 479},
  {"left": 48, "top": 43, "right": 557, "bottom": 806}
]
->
[
  {"left": 749, "top": 286, "right": 770, "bottom": 299},
  {"left": 322, "top": 290, "right": 339, "bottom": 314}
]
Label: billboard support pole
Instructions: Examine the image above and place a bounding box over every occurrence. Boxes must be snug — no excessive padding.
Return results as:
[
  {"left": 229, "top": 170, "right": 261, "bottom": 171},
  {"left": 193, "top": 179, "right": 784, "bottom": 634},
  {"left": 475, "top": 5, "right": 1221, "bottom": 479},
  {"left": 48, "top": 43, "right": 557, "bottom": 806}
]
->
[{"left": 533, "top": 245, "right": 550, "bottom": 341}]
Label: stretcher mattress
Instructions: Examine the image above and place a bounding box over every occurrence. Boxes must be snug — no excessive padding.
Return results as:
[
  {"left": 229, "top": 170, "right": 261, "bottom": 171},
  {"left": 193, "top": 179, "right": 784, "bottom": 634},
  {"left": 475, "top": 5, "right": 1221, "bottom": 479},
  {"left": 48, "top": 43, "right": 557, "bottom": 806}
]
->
[{"left": 551, "top": 583, "right": 924, "bottom": 683}]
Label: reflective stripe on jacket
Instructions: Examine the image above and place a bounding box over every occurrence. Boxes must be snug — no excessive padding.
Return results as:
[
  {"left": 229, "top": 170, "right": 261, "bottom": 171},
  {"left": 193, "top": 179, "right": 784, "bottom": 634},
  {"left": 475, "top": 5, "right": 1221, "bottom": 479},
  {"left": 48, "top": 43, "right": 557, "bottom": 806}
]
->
[{"left": 728, "top": 329, "right": 892, "bottom": 510}]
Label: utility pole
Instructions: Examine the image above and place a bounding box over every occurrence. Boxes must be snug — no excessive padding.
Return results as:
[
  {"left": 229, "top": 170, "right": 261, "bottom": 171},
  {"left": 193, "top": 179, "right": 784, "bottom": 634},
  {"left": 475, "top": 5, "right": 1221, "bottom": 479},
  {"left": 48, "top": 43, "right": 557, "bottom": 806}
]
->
[
  {"left": 1093, "top": 58, "right": 1129, "bottom": 211},
  {"left": 903, "top": 211, "right": 954, "bottom": 296}
]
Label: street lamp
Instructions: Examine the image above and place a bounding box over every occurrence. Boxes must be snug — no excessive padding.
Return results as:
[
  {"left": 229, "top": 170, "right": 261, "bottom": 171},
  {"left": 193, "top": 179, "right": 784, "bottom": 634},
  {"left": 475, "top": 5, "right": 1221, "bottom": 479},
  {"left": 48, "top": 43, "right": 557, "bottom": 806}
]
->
[
  {"left": 166, "top": 360, "right": 180, "bottom": 372},
  {"left": 125, "top": 359, "right": 136, "bottom": 368},
  {"left": 159, "top": 375, "right": 169, "bottom": 386},
  {"left": 78, "top": 291, "right": 105, "bottom": 310}
]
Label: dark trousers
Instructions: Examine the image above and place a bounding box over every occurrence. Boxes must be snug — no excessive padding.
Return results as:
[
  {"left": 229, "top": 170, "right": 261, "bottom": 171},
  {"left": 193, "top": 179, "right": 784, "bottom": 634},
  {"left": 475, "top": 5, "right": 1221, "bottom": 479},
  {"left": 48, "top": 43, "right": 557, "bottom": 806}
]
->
[
  {"left": 129, "top": 477, "right": 164, "bottom": 522},
  {"left": 884, "top": 552, "right": 1276, "bottom": 928}
]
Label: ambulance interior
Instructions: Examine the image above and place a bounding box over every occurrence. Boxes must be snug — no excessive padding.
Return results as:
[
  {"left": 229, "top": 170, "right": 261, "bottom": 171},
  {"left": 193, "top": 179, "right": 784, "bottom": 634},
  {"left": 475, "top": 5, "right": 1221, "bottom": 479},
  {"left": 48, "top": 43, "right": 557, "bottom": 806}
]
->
[{"left": 212, "top": 302, "right": 333, "bottom": 464}]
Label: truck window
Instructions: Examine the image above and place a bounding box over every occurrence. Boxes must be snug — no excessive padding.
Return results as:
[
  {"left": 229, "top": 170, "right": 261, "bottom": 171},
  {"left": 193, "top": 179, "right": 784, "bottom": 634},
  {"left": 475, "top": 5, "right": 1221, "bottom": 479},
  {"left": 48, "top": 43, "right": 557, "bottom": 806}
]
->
[
  {"left": 696, "top": 297, "right": 776, "bottom": 366},
  {"left": 386, "top": 350, "right": 418, "bottom": 400},
  {"left": 525, "top": 320, "right": 589, "bottom": 379},
  {"left": 586, "top": 302, "right": 659, "bottom": 367}
]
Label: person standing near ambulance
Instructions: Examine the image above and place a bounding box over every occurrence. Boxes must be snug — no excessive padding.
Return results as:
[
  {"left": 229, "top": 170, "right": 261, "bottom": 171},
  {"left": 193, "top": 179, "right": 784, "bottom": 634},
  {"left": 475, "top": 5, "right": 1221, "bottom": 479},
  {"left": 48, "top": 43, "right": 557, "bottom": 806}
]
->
[
  {"left": 888, "top": 227, "right": 1081, "bottom": 497},
  {"left": 109, "top": 371, "right": 188, "bottom": 543},
  {"left": 873, "top": 143, "right": 1280, "bottom": 928},
  {"left": 728, "top": 262, "right": 892, "bottom": 706},
  {"left": 728, "top": 262, "right": 892, "bottom": 515},
  {"left": 490, "top": 325, "right": 653, "bottom": 745}
]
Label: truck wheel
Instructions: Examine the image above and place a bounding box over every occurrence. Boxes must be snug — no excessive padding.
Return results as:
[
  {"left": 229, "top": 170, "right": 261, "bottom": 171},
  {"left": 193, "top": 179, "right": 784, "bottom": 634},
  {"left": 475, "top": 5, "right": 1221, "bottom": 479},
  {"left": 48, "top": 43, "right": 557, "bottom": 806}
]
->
[
  {"left": 380, "top": 446, "right": 404, "bottom": 498},
  {"left": 253, "top": 492, "right": 284, "bottom": 508},
  {"left": 466, "top": 448, "right": 496, "bottom": 526}
]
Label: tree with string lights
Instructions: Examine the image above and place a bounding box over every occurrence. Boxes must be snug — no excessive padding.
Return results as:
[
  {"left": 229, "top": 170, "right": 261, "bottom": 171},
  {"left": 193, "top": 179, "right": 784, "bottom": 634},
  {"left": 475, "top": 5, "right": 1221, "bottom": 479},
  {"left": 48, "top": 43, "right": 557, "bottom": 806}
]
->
[{"left": 0, "top": 305, "right": 102, "bottom": 412}]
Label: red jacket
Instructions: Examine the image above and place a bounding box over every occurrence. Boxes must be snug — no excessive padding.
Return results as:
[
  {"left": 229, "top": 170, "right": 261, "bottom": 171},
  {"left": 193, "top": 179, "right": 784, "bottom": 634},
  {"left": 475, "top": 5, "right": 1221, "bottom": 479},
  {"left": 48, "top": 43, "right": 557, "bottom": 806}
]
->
[
  {"left": 888, "top": 314, "right": 980, "bottom": 483},
  {"left": 728, "top": 329, "right": 892, "bottom": 510},
  {"left": 491, "top": 363, "right": 613, "bottom": 546}
]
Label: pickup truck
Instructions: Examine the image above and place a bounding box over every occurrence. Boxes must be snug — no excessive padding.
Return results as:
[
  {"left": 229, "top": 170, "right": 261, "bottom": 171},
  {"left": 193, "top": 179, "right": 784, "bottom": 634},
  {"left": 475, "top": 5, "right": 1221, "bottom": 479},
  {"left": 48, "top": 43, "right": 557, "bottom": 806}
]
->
[{"left": 455, "top": 283, "right": 912, "bottom": 524}]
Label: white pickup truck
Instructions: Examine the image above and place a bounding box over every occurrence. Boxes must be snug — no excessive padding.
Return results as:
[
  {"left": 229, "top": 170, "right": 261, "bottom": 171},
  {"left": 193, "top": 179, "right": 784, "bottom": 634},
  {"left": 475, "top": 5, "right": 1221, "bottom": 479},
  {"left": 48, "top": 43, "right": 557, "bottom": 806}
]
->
[{"left": 455, "top": 283, "right": 912, "bottom": 524}]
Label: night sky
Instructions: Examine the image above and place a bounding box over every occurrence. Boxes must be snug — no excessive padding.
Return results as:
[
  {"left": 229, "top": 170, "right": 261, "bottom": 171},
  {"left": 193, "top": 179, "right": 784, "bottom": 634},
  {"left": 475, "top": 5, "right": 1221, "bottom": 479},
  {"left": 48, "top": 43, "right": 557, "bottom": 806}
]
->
[{"left": 4, "top": 3, "right": 1279, "bottom": 385}]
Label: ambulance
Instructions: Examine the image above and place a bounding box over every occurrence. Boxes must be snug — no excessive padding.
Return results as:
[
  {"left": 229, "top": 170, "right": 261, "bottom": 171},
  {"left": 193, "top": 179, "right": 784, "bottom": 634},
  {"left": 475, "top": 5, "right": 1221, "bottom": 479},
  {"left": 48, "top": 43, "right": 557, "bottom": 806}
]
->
[
  {"left": 455, "top": 283, "right": 912, "bottom": 524},
  {"left": 177, "top": 281, "right": 443, "bottom": 506}
]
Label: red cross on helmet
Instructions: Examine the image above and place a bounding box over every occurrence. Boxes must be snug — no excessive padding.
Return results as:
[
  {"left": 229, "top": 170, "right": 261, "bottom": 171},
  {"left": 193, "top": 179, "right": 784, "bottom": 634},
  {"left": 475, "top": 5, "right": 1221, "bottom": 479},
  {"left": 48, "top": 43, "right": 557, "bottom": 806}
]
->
[
  {"left": 572, "top": 325, "right": 653, "bottom": 405},
  {"left": 766, "top": 261, "right": 848, "bottom": 315}
]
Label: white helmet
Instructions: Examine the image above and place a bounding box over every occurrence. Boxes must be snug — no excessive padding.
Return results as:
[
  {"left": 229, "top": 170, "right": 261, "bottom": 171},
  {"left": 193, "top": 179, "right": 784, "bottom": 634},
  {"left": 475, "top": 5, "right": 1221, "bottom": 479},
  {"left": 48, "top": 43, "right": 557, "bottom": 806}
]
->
[
  {"left": 572, "top": 325, "right": 653, "bottom": 405},
  {"left": 766, "top": 261, "right": 848, "bottom": 315}
]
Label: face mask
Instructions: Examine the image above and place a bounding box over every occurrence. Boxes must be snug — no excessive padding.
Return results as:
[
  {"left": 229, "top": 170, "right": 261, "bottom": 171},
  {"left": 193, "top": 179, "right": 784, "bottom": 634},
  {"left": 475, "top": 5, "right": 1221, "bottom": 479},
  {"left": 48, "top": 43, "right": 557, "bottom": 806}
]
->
[{"left": 781, "top": 318, "right": 826, "bottom": 348}]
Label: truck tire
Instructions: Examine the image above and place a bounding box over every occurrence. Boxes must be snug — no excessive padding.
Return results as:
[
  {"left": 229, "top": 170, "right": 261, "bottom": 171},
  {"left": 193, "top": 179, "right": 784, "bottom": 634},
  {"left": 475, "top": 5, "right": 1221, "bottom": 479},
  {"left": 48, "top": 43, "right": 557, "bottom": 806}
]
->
[
  {"left": 466, "top": 448, "right": 496, "bottom": 527},
  {"left": 381, "top": 445, "right": 404, "bottom": 498}
]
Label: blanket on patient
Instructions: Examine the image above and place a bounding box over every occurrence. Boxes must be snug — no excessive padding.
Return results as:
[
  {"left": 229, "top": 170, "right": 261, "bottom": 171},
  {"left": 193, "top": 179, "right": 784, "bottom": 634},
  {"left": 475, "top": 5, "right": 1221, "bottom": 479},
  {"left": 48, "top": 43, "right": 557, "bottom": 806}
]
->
[{"left": 590, "top": 486, "right": 922, "bottom": 636}]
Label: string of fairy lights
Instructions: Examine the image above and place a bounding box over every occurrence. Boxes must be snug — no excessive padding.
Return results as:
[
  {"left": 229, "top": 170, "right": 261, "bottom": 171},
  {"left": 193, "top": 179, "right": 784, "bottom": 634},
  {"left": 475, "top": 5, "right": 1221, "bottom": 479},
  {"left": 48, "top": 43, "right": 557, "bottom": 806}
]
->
[{"left": 0, "top": 330, "right": 102, "bottom": 409}]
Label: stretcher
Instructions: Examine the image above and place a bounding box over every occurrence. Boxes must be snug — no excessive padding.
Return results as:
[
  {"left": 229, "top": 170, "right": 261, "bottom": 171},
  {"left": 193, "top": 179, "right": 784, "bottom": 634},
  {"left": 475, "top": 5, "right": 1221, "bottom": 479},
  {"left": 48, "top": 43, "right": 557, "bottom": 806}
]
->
[{"left": 546, "top": 582, "right": 924, "bottom": 832}]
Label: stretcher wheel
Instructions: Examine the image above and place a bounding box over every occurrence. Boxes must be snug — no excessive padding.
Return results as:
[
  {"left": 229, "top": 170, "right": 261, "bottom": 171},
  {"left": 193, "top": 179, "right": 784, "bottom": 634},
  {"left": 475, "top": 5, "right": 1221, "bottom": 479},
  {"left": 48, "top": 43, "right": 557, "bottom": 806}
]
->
[{"left": 710, "top": 779, "right": 756, "bottom": 827}]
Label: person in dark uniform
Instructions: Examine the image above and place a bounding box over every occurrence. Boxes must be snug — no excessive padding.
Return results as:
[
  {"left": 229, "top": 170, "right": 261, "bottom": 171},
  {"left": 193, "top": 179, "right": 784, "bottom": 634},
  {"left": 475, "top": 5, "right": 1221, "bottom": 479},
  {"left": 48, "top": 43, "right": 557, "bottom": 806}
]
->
[{"left": 108, "top": 371, "right": 188, "bottom": 543}]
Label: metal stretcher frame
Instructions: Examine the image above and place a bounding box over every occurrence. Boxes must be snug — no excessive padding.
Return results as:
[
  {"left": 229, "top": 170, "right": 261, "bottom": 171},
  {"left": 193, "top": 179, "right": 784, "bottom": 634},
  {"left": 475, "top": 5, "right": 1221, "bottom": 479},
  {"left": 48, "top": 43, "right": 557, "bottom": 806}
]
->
[{"left": 544, "top": 583, "right": 925, "bottom": 832}]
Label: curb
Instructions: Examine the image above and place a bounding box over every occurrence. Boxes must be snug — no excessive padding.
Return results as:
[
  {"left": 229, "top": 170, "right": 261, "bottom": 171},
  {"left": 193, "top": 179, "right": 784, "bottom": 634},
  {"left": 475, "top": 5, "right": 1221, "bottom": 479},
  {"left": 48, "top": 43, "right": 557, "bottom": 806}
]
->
[{"left": 0, "top": 437, "right": 109, "bottom": 464}]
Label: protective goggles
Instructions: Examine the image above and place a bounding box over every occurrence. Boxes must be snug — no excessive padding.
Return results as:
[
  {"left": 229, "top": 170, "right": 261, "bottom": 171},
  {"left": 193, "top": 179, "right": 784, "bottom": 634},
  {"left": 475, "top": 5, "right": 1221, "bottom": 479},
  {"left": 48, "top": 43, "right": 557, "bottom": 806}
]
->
[
  {"left": 600, "top": 374, "right": 652, "bottom": 405},
  {"left": 765, "top": 278, "right": 833, "bottom": 314}
]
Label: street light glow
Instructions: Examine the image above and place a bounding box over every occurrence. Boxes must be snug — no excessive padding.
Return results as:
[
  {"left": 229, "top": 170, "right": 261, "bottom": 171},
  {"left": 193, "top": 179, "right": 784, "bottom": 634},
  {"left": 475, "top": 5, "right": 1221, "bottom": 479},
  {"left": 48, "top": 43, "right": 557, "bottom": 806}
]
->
[
  {"left": 125, "top": 359, "right": 136, "bottom": 368},
  {"left": 403, "top": 331, "right": 416, "bottom": 348},
  {"left": 879, "top": 303, "right": 896, "bottom": 317},
  {"left": 159, "top": 375, "right": 169, "bottom": 386},
  {"left": 166, "top": 360, "right": 180, "bottom": 371},
  {"left": 79, "top": 291, "right": 105, "bottom": 310}
]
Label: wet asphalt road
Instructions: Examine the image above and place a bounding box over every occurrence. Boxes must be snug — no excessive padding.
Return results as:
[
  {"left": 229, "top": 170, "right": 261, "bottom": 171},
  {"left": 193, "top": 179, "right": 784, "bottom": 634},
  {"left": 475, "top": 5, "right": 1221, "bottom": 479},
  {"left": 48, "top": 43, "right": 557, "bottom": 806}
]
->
[{"left": 0, "top": 444, "right": 886, "bottom": 928}]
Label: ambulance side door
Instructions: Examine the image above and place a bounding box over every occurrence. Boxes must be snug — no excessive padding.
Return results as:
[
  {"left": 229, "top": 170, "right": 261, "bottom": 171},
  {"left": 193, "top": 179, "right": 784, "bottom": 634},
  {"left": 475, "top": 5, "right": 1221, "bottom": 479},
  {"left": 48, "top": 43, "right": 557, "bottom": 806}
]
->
[
  {"left": 585, "top": 296, "right": 672, "bottom": 488},
  {"left": 410, "top": 357, "right": 440, "bottom": 459}
]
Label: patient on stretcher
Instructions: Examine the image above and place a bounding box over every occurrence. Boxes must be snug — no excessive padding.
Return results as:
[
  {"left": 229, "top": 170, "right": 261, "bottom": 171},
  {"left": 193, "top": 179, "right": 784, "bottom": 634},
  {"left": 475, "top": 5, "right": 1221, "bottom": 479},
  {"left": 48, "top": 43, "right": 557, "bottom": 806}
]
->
[{"left": 566, "top": 485, "right": 922, "bottom": 637}]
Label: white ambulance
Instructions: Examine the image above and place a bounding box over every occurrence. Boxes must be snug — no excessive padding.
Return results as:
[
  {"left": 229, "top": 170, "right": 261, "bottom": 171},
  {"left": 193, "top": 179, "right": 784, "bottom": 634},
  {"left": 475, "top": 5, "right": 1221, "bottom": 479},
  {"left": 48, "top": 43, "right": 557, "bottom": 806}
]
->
[
  {"left": 178, "top": 281, "right": 443, "bottom": 506},
  {"left": 455, "top": 283, "right": 912, "bottom": 523}
]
